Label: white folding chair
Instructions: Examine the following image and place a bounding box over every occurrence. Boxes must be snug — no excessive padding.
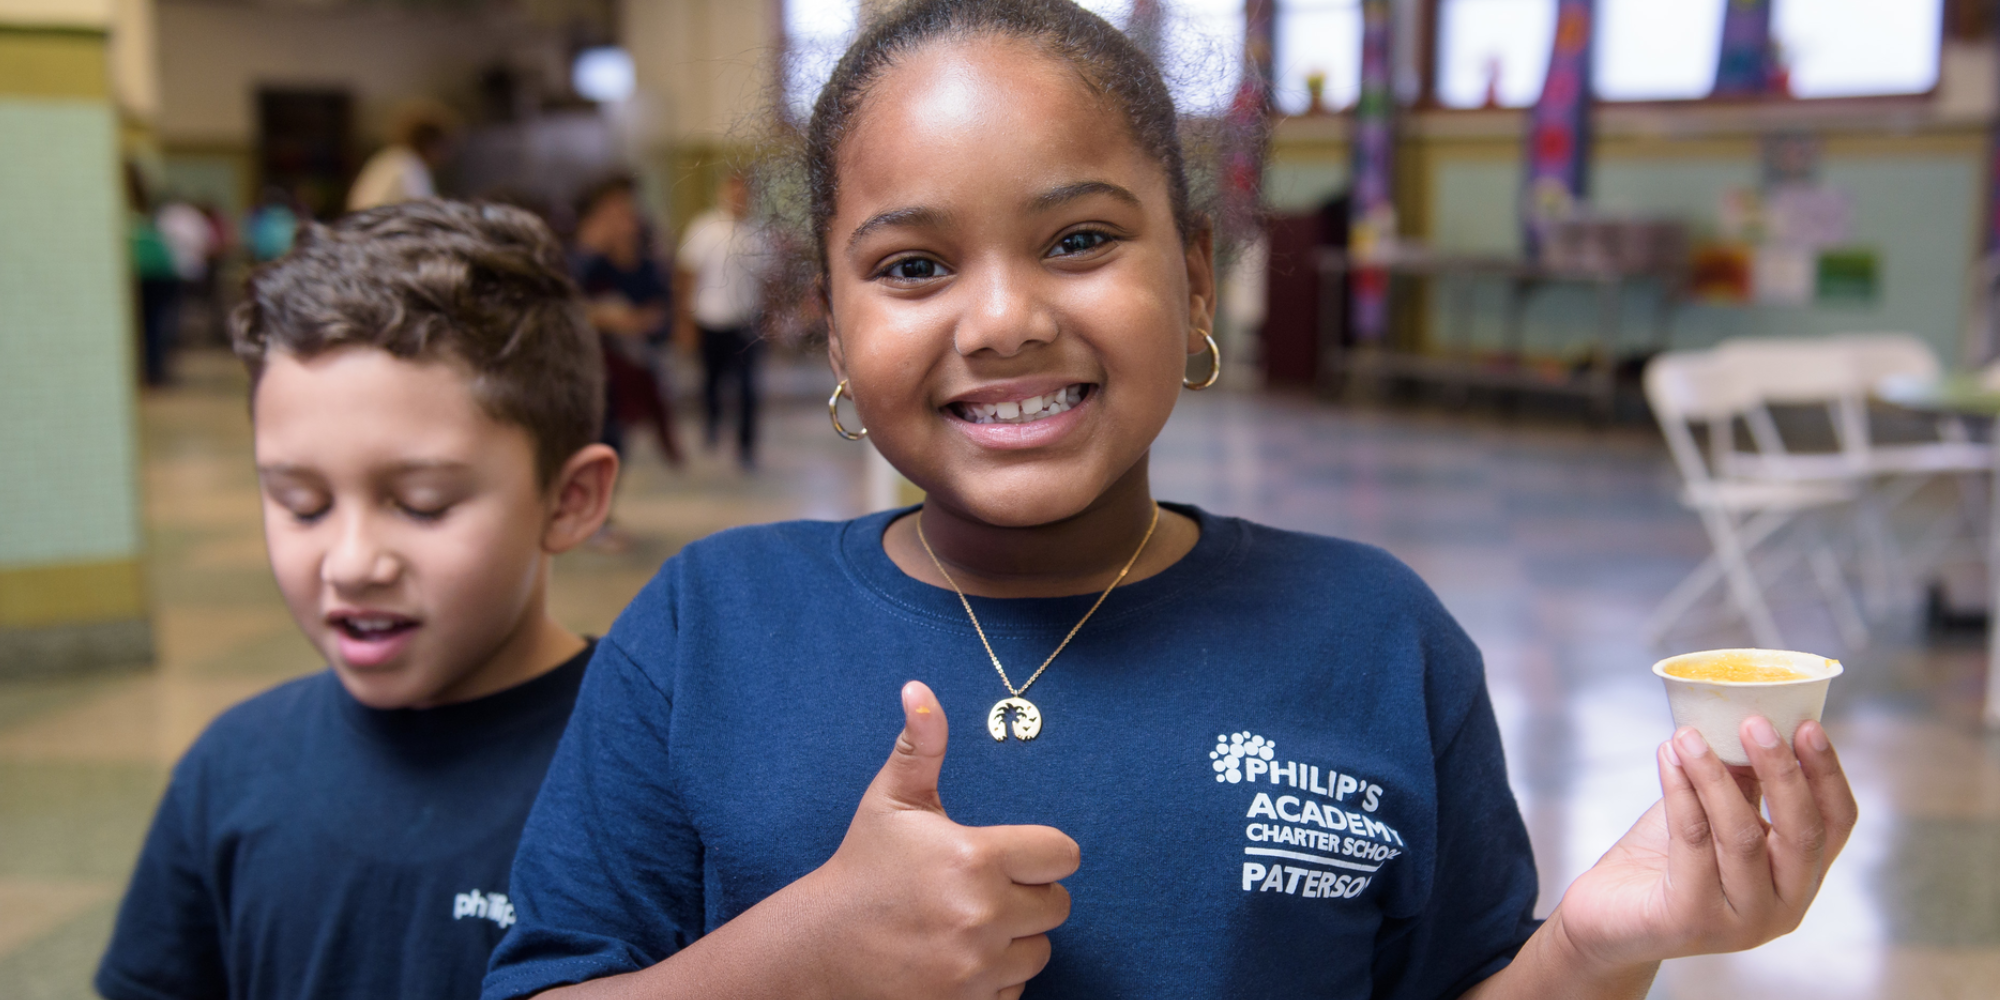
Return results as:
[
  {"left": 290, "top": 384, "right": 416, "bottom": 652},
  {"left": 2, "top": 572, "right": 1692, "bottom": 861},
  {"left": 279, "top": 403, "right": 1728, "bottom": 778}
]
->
[
  {"left": 1710, "top": 337, "right": 1870, "bottom": 485},
  {"left": 1838, "top": 333, "right": 1989, "bottom": 476},
  {"left": 1712, "top": 336, "right": 1939, "bottom": 621},
  {"left": 1718, "top": 334, "right": 1988, "bottom": 610},
  {"left": 1643, "top": 350, "right": 1867, "bottom": 650},
  {"left": 1837, "top": 333, "right": 1991, "bottom": 596}
]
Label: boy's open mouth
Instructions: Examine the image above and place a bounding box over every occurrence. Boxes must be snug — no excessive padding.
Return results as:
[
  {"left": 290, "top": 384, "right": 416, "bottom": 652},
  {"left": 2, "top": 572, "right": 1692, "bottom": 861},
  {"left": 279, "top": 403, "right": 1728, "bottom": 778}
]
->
[
  {"left": 948, "top": 383, "right": 1091, "bottom": 425},
  {"left": 328, "top": 611, "right": 420, "bottom": 643}
]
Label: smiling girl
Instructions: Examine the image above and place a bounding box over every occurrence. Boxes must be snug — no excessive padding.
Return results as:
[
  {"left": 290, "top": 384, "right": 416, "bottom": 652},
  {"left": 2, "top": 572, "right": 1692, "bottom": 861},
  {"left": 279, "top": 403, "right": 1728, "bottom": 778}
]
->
[{"left": 482, "top": 3, "right": 1857, "bottom": 998}]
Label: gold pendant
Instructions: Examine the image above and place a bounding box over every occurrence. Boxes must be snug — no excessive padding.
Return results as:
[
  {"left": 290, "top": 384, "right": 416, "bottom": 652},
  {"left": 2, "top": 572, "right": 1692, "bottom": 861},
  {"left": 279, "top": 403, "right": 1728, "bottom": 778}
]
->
[{"left": 986, "top": 696, "right": 1042, "bottom": 742}]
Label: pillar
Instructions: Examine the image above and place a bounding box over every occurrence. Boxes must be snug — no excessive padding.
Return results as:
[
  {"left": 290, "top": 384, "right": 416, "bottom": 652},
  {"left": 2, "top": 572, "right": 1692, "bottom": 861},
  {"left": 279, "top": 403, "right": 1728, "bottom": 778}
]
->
[{"left": 0, "top": 0, "right": 155, "bottom": 674}]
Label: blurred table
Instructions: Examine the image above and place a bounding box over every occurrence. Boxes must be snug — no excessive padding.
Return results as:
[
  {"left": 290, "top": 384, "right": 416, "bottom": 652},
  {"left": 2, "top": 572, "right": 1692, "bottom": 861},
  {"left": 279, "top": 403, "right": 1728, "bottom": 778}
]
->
[
  {"left": 1877, "top": 373, "right": 2000, "bottom": 726},
  {"left": 1317, "top": 248, "right": 1685, "bottom": 418}
]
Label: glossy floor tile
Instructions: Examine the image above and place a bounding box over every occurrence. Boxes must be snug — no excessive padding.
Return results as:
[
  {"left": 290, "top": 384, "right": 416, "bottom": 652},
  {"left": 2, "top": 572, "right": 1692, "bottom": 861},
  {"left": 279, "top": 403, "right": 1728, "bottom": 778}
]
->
[{"left": 2, "top": 350, "right": 1996, "bottom": 998}]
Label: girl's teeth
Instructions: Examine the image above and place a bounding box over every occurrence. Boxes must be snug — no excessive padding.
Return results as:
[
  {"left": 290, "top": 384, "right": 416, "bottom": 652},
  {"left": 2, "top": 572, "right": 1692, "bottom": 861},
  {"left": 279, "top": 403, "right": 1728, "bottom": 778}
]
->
[{"left": 957, "top": 385, "right": 1087, "bottom": 425}]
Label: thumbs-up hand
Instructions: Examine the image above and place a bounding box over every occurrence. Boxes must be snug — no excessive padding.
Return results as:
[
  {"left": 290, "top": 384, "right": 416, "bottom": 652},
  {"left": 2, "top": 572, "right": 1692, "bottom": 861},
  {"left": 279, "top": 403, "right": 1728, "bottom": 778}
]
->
[{"left": 803, "top": 681, "right": 1079, "bottom": 1000}]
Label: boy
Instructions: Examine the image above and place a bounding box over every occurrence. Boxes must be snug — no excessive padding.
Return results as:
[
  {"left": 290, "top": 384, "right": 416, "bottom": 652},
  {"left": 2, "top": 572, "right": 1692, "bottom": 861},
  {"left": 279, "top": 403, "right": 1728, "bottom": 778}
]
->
[{"left": 96, "top": 200, "right": 619, "bottom": 1000}]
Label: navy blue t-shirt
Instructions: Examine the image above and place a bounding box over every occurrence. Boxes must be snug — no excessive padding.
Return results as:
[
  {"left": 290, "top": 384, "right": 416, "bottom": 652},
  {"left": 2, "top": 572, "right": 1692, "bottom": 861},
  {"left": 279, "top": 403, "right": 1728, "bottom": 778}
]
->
[
  {"left": 483, "top": 508, "right": 1539, "bottom": 999},
  {"left": 576, "top": 251, "right": 670, "bottom": 343},
  {"left": 96, "top": 644, "right": 592, "bottom": 1000}
]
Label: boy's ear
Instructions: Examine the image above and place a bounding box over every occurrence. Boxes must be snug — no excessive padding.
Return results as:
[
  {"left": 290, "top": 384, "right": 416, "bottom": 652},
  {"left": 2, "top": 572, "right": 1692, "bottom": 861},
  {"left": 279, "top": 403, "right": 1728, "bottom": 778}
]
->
[
  {"left": 542, "top": 444, "right": 620, "bottom": 554},
  {"left": 1184, "top": 228, "right": 1217, "bottom": 354}
]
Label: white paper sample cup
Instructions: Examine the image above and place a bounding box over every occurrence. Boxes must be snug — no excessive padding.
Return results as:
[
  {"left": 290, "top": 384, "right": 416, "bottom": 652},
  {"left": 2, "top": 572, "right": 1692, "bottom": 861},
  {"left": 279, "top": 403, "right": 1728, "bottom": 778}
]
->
[{"left": 1653, "top": 648, "right": 1842, "bottom": 766}]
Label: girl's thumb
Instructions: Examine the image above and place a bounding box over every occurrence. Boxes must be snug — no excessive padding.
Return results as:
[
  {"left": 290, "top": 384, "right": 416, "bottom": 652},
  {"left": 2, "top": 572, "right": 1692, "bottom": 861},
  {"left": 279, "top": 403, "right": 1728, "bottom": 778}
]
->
[{"left": 871, "top": 680, "right": 949, "bottom": 813}]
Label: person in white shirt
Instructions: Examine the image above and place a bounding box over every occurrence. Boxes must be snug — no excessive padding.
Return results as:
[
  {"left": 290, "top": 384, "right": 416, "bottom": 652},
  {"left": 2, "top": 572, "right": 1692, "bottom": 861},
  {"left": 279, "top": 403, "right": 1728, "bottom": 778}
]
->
[
  {"left": 347, "top": 114, "right": 453, "bottom": 212},
  {"left": 675, "top": 171, "right": 767, "bottom": 469},
  {"left": 156, "top": 200, "right": 214, "bottom": 283}
]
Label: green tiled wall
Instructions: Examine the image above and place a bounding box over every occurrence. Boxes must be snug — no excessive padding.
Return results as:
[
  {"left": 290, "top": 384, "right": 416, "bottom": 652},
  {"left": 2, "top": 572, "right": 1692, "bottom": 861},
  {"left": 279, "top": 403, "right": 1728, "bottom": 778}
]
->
[
  {"left": 0, "top": 98, "right": 143, "bottom": 569},
  {"left": 1424, "top": 152, "right": 1983, "bottom": 362}
]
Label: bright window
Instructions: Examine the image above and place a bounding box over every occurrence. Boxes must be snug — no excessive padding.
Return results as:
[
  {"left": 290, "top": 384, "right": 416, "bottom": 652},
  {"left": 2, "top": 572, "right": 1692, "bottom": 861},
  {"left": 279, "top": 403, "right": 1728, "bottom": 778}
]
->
[
  {"left": 1436, "top": 0, "right": 1557, "bottom": 109},
  {"left": 1076, "top": 0, "right": 1246, "bottom": 115},
  {"left": 1593, "top": 0, "right": 1726, "bottom": 102},
  {"left": 1773, "top": 0, "right": 1942, "bottom": 98},
  {"left": 1273, "top": 0, "right": 1363, "bottom": 115},
  {"left": 787, "top": 1, "right": 1244, "bottom": 118},
  {"left": 783, "top": 0, "right": 860, "bottom": 119}
]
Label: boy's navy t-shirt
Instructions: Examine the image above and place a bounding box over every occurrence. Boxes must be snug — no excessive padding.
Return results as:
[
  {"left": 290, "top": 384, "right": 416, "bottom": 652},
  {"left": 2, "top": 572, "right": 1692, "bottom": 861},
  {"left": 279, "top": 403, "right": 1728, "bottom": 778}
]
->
[
  {"left": 96, "top": 643, "right": 592, "bottom": 1000},
  {"left": 484, "top": 508, "right": 1540, "bottom": 1000}
]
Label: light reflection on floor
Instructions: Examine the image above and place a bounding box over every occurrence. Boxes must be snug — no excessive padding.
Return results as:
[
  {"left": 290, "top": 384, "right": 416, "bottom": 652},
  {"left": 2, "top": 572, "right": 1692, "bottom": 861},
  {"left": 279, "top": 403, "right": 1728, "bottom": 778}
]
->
[{"left": 1, "top": 352, "right": 1995, "bottom": 998}]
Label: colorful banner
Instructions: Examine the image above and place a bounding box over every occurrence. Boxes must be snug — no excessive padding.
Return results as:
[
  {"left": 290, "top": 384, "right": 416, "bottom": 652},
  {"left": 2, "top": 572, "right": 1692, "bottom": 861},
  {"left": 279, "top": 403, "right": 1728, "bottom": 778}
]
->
[
  {"left": 1349, "top": 0, "right": 1394, "bottom": 340},
  {"left": 1127, "top": 0, "right": 1165, "bottom": 65},
  {"left": 1244, "top": 0, "right": 1274, "bottom": 106},
  {"left": 1713, "top": 0, "right": 1775, "bottom": 97},
  {"left": 1218, "top": 0, "right": 1274, "bottom": 241},
  {"left": 1522, "top": 0, "right": 1594, "bottom": 257}
]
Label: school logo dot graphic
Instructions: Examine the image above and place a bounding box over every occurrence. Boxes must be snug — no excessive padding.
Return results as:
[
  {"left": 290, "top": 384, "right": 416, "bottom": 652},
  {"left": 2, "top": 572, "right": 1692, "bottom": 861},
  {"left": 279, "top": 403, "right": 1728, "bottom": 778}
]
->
[{"left": 1210, "top": 731, "right": 1276, "bottom": 783}]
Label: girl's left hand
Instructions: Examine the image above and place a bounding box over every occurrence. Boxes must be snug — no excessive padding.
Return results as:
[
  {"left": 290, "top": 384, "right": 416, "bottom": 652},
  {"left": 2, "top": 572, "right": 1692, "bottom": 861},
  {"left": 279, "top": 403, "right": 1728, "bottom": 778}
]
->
[{"left": 1547, "top": 717, "right": 1859, "bottom": 972}]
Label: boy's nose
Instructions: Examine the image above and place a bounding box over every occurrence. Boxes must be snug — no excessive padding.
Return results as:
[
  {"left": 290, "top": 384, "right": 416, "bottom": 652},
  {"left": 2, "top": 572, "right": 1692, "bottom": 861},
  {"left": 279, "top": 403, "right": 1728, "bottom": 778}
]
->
[
  {"left": 952, "top": 262, "right": 1058, "bottom": 359},
  {"left": 321, "top": 514, "right": 401, "bottom": 591}
]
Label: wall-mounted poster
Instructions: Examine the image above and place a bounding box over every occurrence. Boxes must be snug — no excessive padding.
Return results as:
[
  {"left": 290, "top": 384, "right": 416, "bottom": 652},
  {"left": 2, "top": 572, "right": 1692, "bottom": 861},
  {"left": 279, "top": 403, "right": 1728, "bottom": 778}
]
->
[
  {"left": 1817, "top": 248, "right": 1879, "bottom": 304},
  {"left": 1521, "top": 0, "right": 1593, "bottom": 257}
]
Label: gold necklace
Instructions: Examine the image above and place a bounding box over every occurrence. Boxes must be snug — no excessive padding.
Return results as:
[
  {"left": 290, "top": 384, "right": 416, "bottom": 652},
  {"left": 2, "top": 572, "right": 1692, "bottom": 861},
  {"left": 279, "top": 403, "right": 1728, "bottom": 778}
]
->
[{"left": 916, "top": 503, "right": 1161, "bottom": 742}]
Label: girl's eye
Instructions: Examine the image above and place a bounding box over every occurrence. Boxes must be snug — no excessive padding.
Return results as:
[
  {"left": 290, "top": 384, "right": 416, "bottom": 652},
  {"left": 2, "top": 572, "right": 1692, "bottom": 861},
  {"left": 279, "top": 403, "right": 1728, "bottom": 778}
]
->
[
  {"left": 1052, "top": 230, "right": 1114, "bottom": 257},
  {"left": 883, "top": 257, "right": 941, "bottom": 281}
]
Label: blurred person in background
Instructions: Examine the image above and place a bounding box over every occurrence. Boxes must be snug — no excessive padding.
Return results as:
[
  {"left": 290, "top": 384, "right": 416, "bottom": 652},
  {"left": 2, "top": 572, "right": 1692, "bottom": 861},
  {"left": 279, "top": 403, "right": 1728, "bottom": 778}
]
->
[
  {"left": 676, "top": 169, "right": 767, "bottom": 471},
  {"left": 127, "top": 163, "right": 180, "bottom": 387},
  {"left": 573, "top": 175, "right": 683, "bottom": 553},
  {"left": 248, "top": 186, "right": 303, "bottom": 263},
  {"left": 347, "top": 107, "right": 457, "bottom": 212},
  {"left": 197, "top": 201, "right": 236, "bottom": 342},
  {"left": 157, "top": 196, "right": 218, "bottom": 345},
  {"left": 574, "top": 175, "right": 682, "bottom": 468},
  {"left": 157, "top": 197, "right": 214, "bottom": 287}
]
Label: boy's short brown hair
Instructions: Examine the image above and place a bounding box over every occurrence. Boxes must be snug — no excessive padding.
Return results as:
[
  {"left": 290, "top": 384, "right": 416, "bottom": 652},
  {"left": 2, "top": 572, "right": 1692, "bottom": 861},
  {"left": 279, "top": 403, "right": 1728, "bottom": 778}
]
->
[{"left": 232, "top": 200, "right": 603, "bottom": 486}]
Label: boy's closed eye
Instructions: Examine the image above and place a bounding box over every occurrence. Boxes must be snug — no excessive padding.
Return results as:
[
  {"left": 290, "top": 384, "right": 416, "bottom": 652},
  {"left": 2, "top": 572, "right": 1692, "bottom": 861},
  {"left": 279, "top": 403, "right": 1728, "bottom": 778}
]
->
[
  {"left": 387, "top": 470, "right": 473, "bottom": 524},
  {"left": 282, "top": 498, "right": 332, "bottom": 525},
  {"left": 393, "top": 497, "right": 454, "bottom": 522},
  {"left": 259, "top": 472, "right": 332, "bottom": 524}
]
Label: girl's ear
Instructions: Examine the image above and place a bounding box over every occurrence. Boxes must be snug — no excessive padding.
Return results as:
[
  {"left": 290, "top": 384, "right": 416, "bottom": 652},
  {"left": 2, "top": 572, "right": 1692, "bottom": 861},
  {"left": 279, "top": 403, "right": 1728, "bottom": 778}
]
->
[
  {"left": 822, "top": 275, "right": 851, "bottom": 381},
  {"left": 542, "top": 444, "right": 621, "bottom": 554},
  {"left": 1184, "top": 228, "right": 1217, "bottom": 354}
]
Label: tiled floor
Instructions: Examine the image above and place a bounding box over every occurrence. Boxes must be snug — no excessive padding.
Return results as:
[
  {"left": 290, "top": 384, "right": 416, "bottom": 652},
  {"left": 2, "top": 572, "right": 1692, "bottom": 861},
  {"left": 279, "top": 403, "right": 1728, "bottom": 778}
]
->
[{"left": 3, "top": 350, "right": 1997, "bottom": 998}]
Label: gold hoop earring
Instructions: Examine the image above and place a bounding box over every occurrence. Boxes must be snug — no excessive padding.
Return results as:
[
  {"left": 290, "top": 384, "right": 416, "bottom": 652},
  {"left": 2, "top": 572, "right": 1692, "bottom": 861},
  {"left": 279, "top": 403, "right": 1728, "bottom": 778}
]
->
[
  {"left": 829, "top": 379, "right": 868, "bottom": 440},
  {"left": 1184, "top": 331, "right": 1221, "bottom": 391}
]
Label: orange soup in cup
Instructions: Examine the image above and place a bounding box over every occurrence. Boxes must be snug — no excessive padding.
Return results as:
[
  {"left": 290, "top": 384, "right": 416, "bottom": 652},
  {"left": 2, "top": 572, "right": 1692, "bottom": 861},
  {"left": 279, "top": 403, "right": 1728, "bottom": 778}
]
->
[
  {"left": 1661, "top": 652, "right": 1812, "bottom": 684},
  {"left": 1652, "top": 648, "right": 1842, "bottom": 765}
]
